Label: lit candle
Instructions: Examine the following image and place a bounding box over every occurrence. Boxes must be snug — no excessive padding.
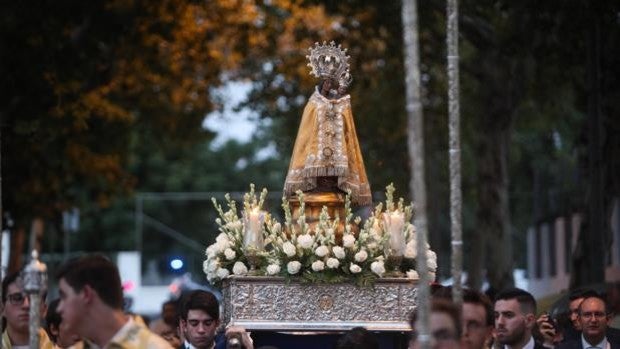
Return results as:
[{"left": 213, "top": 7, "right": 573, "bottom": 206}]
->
[
  {"left": 244, "top": 207, "right": 264, "bottom": 250},
  {"left": 383, "top": 211, "right": 405, "bottom": 256}
]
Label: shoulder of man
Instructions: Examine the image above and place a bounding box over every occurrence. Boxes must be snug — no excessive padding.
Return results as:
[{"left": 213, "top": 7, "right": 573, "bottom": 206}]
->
[
  {"left": 608, "top": 329, "right": 620, "bottom": 349},
  {"left": 139, "top": 326, "right": 174, "bottom": 349},
  {"left": 535, "top": 340, "right": 553, "bottom": 349},
  {"left": 215, "top": 332, "right": 227, "bottom": 349},
  {"left": 554, "top": 338, "right": 582, "bottom": 349},
  {"left": 608, "top": 327, "right": 620, "bottom": 338}
]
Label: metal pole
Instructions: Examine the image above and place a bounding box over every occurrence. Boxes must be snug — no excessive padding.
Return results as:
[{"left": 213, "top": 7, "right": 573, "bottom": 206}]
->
[
  {"left": 401, "top": 0, "right": 430, "bottom": 348},
  {"left": 446, "top": 0, "right": 463, "bottom": 306},
  {"left": 23, "top": 250, "right": 47, "bottom": 349}
]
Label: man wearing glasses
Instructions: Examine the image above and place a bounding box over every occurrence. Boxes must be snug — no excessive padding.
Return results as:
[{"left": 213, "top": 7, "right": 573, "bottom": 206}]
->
[
  {"left": 408, "top": 298, "right": 462, "bottom": 349},
  {"left": 556, "top": 295, "right": 620, "bottom": 349},
  {"left": 1, "top": 271, "right": 54, "bottom": 348}
]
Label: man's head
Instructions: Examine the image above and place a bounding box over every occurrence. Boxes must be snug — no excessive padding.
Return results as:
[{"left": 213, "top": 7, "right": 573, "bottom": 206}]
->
[
  {"left": 161, "top": 300, "right": 179, "bottom": 324},
  {"left": 179, "top": 290, "right": 220, "bottom": 349},
  {"left": 2, "top": 272, "right": 30, "bottom": 335},
  {"left": 493, "top": 288, "right": 537, "bottom": 347},
  {"left": 577, "top": 295, "right": 609, "bottom": 345},
  {"left": 335, "top": 327, "right": 379, "bottom": 349},
  {"left": 409, "top": 298, "right": 462, "bottom": 349},
  {"left": 462, "top": 288, "right": 494, "bottom": 349},
  {"left": 46, "top": 298, "right": 81, "bottom": 348},
  {"left": 430, "top": 286, "right": 493, "bottom": 349},
  {"left": 568, "top": 288, "right": 598, "bottom": 331},
  {"left": 2, "top": 271, "right": 47, "bottom": 339},
  {"left": 56, "top": 255, "right": 124, "bottom": 334}
]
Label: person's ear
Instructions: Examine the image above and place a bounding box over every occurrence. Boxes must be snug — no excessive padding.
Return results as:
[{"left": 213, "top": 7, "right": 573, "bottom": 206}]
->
[
  {"left": 50, "top": 323, "right": 60, "bottom": 337},
  {"left": 525, "top": 313, "right": 536, "bottom": 329},
  {"left": 81, "top": 285, "right": 97, "bottom": 304}
]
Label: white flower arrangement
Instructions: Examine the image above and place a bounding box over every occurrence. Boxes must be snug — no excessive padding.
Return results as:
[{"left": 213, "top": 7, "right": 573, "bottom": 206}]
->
[{"left": 204, "top": 184, "right": 438, "bottom": 287}]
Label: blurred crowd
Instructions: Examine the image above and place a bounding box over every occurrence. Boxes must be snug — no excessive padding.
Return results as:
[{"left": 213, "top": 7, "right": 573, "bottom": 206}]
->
[{"left": 1, "top": 253, "right": 619, "bottom": 348}]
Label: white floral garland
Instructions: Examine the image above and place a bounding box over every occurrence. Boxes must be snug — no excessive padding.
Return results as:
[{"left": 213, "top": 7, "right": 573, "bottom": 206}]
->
[{"left": 204, "top": 184, "right": 438, "bottom": 287}]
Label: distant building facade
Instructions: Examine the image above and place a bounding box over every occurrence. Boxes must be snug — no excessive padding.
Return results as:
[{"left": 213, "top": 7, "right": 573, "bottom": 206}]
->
[{"left": 527, "top": 198, "right": 620, "bottom": 298}]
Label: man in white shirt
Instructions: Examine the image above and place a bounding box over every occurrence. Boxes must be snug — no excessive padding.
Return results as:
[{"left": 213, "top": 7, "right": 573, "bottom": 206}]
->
[
  {"left": 556, "top": 295, "right": 620, "bottom": 349},
  {"left": 494, "top": 288, "right": 546, "bottom": 349}
]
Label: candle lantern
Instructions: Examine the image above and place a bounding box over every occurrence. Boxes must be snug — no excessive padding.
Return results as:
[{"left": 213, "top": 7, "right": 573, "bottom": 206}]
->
[
  {"left": 243, "top": 208, "right": 265, "bottom": 275},
  {"left": 382, "top": 211, "right": 405, "bottom": 276},
  {"left": 23, "top": 250, "right": 47, "bottom": 349}
]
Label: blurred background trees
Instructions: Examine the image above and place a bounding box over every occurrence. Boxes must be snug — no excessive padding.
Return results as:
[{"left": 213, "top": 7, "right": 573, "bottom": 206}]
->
[{"left": 1, "top": 0, "right": 618, "bottom": 291}]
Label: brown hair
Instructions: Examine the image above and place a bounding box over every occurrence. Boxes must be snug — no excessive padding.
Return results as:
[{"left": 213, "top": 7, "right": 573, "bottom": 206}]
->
[{"left": 409, "top": 298, "right": 463, "bottom": 339}]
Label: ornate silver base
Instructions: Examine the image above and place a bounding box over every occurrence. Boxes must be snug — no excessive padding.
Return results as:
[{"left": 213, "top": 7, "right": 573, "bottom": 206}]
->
[{"left": 222, "top": 276, "right": 418, "bottom": 332}]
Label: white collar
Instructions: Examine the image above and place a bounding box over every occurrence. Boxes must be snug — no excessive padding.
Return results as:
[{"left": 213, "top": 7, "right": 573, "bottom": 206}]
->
[
  {"left": 103, "top": 316, "right": 134, "bottom": 348},
  {"left": 184, "top": 339, "right": 215, "bottom": 349},
  {"left": 581, "top": 334, "right": 609, "bottom": 349},
  {"left": 504, "top": 335, "right": 535, "bottom": 349}
]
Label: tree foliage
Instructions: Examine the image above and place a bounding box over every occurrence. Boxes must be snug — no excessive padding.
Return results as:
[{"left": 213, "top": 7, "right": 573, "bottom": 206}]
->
[{"left": 2, "top": 0, "right": 618, "bottom": 288}]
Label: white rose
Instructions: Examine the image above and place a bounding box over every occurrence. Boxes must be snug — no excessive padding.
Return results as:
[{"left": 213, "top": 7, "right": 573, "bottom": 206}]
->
[
  {"left": 428, "top": 271, "right": 437, "bottom": 282},
  {"left": 371, "top": 260, "right": 385, "bottom": 277},
  {"left": 354, "top": 250, "right": 368, "bottom": 263},
  {"left": 206, "top": 258, "right": 220, "bottom": 272},
  {"left": 267, "top": 264, "right": 281, "bottom": 275},
  {"left": 315, "top": 245, "right": 329, "bottom": 257},
  {"left": 224, "top": 248, "right": 236, "bottom": 260},
  {"left": 216, "top": 268, "right": 230, "bottom": 279},
  {"left": 428, "top": 258, "right": 438, "bottom": 271},
  {"left": 326, "top": 258, "right": 339, "bottom": 269},
  {"left": 287, "top": 261, "right": 301, "bottom": 274},
  {"left": 406, "top": 269, "right": 419, "bottom": 279},
  {"left": 215, "top": 218, "right": 222, "bottom": 225},
  {"left": 232, "top": 261, "right": 248, "bottom": 275},
  {"left": 332, "top": 246, "right": 346, "bottom": 259},
  {"left": 272, "top": 222, "right": 282, "bottom": 233},
  {"left": 349, "top": 263, "right": 362, "bottom": 274},
  {"left": 297, "top": 234, "right": 314, "bottom": 249},
  {"left": 311, "top": 260, "right": 325, "bottom": 271},
  {"left": 427, "top": 249, "right": 437, "bottom": 260},
  {"left": 216, "top": 233, "right": 229, "bottom": 243},
  {"left": 282, "top": 241, "right": 297, "bottom": 257},
  {"left": 427, "top": 250, "right": 438, "bottom": 270},
  {"left": 404, "top": 241, "right": 417, "bottom": 259},
  {"left": 206, "top": 245, "right": 218, "bottom": 258},
  {"left": 342, "top": 234, "right": 356, "bottom": 248},
  {"left": 215, "top": 240, "right": 229, "bottom": 253}
]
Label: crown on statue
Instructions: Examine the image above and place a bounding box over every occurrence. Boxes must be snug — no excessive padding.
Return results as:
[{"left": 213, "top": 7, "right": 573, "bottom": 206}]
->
[{"left": 306, "top": 41, "right": 352, "bottom": 88}]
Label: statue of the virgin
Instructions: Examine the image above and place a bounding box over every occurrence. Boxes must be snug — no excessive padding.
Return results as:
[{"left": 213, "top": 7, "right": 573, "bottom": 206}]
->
[{"left": 284, "top": 42, "right": 371, "bottom": 207}]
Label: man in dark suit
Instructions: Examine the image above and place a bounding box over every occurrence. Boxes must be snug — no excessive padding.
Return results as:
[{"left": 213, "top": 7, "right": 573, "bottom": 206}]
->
[
  {"left": 178, "top": 290, "right": 253, "bottom": 349},
  {"left": 556, "top": 295, "right": 620, "bottom": 349},
  {"left": 494, "top": 288, "right": 546, "bottom": 349}
]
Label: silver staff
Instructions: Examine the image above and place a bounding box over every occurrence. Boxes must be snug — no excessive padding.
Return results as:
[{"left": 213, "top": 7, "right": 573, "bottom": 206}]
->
[{"left": 23, "top": 249, "right": 47, "bottom": 349}]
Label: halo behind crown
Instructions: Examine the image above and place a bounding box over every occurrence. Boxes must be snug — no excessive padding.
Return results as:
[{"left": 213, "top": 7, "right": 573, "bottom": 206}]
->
[{"left": 306, "top": 41, "right": 352, "bottom": 88}]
